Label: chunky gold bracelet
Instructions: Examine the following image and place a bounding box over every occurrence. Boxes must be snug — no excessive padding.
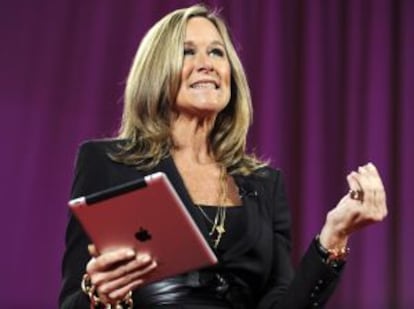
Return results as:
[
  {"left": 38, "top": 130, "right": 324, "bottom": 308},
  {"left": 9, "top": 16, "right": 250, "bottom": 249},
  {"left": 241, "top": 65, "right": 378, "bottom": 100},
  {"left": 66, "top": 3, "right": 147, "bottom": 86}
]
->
[
  {"left": 81, "top": 273, "right": 133, "bottom": 309},
  {"left": 315, "top": 235, "right": 350, "bottom": 266}
]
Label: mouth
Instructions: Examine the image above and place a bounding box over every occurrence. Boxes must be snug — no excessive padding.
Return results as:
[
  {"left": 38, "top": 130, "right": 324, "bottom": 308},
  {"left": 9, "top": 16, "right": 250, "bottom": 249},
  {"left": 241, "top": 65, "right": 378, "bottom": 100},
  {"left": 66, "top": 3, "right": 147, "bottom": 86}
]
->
[{"left": 190, "top": 80, "right": 219, "bottom": 90}]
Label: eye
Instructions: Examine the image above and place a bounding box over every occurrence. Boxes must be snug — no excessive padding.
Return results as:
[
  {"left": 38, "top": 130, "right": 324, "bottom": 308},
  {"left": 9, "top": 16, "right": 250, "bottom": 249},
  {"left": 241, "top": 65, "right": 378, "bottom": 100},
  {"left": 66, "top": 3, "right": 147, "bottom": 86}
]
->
[
  {"left": 183, "top": 47, "right": 195, "bottom": 56},
  {"left": 209, "top": 47, "right": 225, "bottom": 57}
]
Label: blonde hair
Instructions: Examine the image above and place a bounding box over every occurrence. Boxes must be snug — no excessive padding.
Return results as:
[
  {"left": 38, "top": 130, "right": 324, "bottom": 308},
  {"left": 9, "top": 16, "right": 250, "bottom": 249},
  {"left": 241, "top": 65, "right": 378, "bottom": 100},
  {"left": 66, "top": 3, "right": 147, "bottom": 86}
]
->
[{"left": 113, "top": 4, "right": 266, "bottom": 175}]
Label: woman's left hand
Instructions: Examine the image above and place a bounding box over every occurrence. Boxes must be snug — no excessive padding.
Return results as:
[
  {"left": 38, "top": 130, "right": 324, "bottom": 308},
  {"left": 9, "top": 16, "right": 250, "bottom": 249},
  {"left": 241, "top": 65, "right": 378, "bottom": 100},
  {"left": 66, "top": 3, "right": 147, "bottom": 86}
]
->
[{"left": 319, "top": 162, "right": 388, "bottom": 250}]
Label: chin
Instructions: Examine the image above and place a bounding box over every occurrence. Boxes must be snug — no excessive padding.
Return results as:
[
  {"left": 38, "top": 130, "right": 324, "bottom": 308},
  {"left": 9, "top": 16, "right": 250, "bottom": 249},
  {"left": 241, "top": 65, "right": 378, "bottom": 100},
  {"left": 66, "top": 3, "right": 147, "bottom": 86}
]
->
[
  {"left": 175, "top": 97, "right": 229, "bottom": 117},
  {"left": 196, "top": 102, "right": 226, "bottom": 114}
]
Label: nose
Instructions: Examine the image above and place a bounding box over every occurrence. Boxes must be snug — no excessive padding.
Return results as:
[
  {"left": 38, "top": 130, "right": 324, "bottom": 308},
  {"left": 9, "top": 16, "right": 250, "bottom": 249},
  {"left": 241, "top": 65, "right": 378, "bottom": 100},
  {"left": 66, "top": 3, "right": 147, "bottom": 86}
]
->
[{"left": 195, "top": 53, "right": 213, "bottom": 72}]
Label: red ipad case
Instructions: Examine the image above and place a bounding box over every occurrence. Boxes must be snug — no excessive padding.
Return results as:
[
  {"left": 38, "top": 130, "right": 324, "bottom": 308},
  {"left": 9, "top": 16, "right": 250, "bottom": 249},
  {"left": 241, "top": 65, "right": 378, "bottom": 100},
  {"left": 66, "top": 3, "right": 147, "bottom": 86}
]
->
[{"left": 69, "top": 172, "right": 217, "bottom": 285}]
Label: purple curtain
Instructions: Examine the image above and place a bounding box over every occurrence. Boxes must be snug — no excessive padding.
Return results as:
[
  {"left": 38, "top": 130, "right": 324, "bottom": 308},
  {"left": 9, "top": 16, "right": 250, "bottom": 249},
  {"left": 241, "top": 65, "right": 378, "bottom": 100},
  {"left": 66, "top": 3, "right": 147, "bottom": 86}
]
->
[{"left": 1, "top": 0, "right": 412, "bottom": 307}]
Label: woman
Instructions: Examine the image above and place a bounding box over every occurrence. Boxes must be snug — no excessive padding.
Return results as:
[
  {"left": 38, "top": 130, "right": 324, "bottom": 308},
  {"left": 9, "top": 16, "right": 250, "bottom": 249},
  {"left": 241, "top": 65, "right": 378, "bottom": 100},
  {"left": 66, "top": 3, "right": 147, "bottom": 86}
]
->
[{"left": 59, "top": 5, "right": 387, "bottom": 309}]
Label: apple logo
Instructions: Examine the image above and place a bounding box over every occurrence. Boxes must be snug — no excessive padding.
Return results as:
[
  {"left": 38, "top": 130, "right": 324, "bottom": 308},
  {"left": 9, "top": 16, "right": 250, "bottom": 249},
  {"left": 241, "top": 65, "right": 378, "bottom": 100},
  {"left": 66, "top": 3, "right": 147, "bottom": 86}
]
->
[{"left": 134, "top": 227, "right": 152, "bottom": 242}]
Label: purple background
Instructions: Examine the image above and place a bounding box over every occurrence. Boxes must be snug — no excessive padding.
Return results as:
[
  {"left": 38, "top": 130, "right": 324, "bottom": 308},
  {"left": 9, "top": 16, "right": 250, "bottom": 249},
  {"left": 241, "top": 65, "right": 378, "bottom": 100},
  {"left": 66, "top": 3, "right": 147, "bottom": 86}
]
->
[{"left": 1, "top": 0, "right": 413, "bottom": 308}]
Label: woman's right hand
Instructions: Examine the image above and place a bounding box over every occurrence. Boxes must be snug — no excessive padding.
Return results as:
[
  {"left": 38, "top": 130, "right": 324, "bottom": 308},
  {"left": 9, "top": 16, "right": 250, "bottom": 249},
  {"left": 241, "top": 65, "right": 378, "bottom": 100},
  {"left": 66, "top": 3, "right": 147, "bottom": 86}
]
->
[{"left": 86, "top": 244, "right": 157, "bottom": 305}]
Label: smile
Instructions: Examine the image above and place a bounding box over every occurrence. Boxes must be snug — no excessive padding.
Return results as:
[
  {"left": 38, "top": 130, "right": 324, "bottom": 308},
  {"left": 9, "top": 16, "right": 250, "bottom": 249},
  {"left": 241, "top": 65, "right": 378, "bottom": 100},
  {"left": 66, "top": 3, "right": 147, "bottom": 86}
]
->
[{"left": 190, "top": 81, "right": 219, "bottom": 89}]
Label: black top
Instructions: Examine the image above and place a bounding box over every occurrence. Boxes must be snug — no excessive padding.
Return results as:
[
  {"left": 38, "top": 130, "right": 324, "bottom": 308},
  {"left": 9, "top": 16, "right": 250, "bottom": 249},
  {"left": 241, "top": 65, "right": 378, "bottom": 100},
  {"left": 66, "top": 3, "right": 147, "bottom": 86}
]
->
[
  {"left": 131, "top": 205, "right": 251, "bottom": 308},
  {"left": 59, "top": 139, "right": 345, "bottom": 309},
  {"left": 196, "top": 205, "right": 245, "bottom": 256}
]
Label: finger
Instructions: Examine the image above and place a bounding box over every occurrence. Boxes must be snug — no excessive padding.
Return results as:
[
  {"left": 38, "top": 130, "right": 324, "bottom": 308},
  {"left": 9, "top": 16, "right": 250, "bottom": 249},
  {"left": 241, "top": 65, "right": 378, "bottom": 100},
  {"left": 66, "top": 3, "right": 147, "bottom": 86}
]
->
[
  {"left": 347, "top": 172, "right": 361, "bottom": 191},
  {"left": 365, "top": 163, "right": 385, "bottom": 191},
  {"left": 364, "top": 164, "right": 388, "bottom": 220},
  {"left": 365, "top": 162, "right": 381, "bottom": 180},
  {"left": 357, "top": 165, "right": 376, "bottom": 206},
  {"left": 107, "top": 278, "right": 143, "bottom": 302},
  {"left": 87, "top": 248, "right": 136, "bottom": 274},
  {"left": 88, "top": 244, "right": 99, "bottom": 257},
  {"left": 357, "top": 164, "right": 389, "bottom": 223},
  {"left": 99, "top": 260, "right": 158, "bottom": 298},
  {"left": 365, "top": 163, "right": 387, "bottom": 215},
  {"left": 91, "top": 254, "right": 152, "bottom": 286},
  {"left": 373, "top": 170, "right": 388, "bottom": 221},
  {"left": 108, "top": 279, "right": 142, "bottom": 300},
  {"left": 347, "top": 172, "right": 364, "bottom": 202}
]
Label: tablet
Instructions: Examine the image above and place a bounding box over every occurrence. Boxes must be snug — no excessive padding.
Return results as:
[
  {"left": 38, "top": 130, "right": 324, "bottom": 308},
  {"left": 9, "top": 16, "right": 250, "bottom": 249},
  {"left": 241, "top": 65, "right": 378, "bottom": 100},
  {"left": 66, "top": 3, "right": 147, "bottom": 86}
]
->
[{"left": 69, "top": 172, "right": 217, "bottom": 284}]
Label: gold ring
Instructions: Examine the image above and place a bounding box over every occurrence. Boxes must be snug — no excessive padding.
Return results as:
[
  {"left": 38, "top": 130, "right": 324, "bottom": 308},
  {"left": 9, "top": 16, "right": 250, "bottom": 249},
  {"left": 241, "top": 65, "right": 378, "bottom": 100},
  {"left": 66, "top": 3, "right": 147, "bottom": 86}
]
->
[{"left": 349, "top": 189, "right": 364, "bottom": 201}]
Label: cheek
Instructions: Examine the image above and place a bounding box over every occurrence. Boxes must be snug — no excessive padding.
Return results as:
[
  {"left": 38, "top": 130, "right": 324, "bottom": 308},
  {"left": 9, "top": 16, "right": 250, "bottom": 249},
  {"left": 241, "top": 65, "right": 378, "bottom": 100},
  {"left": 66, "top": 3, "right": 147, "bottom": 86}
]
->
[
  {"left": 179, "top": 61, "right": 191, "bottom": 83},
  {"left": 182, "top": 58, "right": 194, "bottom": 74},
  {"left": 177, "top": 65, "right": 190, "bottom": 97},
  {"left": 222, "top": 65, "right": 231, "bottom": 87},
  {"left": 180, "top": 66, "right": 189, "bottom": 81},
  {"left": 223, "top": 68, "right": 231, "bottom": 97}
]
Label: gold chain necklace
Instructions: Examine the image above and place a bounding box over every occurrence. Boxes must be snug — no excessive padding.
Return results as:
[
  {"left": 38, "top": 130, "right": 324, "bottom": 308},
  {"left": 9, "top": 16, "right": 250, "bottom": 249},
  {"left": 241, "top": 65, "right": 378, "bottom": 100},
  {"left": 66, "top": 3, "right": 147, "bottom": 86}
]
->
[
  {"left": 196, "top": 205, "right": 226, "bottom": 248},
  {"left": 196, "top": 166, "right": 227, "bottom": 248}
]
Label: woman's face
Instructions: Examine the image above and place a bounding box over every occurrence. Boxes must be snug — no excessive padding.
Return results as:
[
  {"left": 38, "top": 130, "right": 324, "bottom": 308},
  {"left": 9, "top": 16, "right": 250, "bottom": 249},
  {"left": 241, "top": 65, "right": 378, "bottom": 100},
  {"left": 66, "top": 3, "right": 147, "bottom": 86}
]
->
[{"left": 175, "top": 17, "right": 231, "bottom": 118}]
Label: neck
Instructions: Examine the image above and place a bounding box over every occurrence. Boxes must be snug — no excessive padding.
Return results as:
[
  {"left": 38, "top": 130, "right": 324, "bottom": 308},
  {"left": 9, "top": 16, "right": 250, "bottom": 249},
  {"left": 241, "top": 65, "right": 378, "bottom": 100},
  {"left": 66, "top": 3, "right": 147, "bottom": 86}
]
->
[{"left": 170, "top": 114, "right": 216, "bottom": 164}]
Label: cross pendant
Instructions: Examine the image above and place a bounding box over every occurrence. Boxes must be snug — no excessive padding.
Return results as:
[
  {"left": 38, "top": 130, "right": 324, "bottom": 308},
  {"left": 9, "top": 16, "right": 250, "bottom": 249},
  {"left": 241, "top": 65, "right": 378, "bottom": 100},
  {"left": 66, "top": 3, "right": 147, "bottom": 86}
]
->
[
  {"left": 213, "top": 226, "right": 225, "bottom": 248},
  {"left": 216, "top": 225, "right": 225, "bottom": 234}
]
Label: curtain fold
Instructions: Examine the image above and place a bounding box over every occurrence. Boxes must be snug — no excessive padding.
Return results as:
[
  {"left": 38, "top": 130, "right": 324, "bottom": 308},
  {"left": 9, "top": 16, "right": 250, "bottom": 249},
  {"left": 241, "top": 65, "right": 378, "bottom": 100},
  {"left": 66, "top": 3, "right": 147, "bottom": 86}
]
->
[{"left": 1, "top": 0, "right": 412, "bottom": 307}]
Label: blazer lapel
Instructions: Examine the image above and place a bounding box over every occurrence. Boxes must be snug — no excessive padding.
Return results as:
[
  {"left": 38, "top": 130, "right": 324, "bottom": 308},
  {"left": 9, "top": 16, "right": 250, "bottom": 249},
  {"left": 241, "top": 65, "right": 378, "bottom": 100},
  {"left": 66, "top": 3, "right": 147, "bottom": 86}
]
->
[
  {"left": 152, "top": 157, "right": 265, "bottom": 258},
  {"left": 220, "top": 175, "right": 263, "bottom": 262},
  {"left": 153, "top": 156, "right": 213, "bottom": 245}
]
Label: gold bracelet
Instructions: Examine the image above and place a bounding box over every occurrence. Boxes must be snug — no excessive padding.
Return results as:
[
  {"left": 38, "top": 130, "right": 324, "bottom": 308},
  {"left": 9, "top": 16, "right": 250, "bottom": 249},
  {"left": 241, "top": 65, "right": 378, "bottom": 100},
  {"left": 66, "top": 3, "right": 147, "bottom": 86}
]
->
[
  {"left": 81, "top": 273, "right": 133, "bottom": 309},
  {"left": 315, "top": 235, "right": 350, "bottom": 266}
]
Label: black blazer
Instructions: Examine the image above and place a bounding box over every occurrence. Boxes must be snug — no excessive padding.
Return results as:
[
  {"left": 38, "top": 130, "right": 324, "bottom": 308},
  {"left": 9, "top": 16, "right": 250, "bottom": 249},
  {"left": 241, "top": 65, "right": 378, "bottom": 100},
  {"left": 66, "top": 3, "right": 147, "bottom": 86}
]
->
[{"left": 59, "top": 139, "right": 343, "bottom": 308}]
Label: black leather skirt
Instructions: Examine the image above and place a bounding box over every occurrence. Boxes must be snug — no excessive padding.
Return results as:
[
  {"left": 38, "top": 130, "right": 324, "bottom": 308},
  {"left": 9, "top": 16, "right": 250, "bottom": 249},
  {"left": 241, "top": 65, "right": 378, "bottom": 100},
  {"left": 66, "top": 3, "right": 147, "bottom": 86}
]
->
[{"left": 132, "top": 270, "right": 253, "bottom": 308}]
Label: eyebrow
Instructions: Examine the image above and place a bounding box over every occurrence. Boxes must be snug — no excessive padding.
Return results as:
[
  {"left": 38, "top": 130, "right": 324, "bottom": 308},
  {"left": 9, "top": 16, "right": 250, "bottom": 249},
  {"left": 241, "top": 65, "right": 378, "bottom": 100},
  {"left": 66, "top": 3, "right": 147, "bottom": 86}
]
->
[{"left": 184, "top": 40, "right": 225, "bottom": 47}]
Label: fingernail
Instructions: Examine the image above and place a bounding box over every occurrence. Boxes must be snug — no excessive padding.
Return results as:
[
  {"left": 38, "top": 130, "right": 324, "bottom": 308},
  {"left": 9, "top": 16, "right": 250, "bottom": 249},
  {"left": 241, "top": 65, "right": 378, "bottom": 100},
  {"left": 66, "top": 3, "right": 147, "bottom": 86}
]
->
[
  {"left": 125, "top": 249, "right": 135, "bottom": 257},
  {"left": 138, "top": 254, "right": 150, "bottom": 263}
]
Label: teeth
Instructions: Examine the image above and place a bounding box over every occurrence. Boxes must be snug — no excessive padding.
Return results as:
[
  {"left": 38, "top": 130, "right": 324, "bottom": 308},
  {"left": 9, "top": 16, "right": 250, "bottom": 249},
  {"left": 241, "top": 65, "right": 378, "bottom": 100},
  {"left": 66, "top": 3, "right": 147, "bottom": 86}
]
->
[{"left": 191, "top": 82, "right": 216, "bottom": 89}]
